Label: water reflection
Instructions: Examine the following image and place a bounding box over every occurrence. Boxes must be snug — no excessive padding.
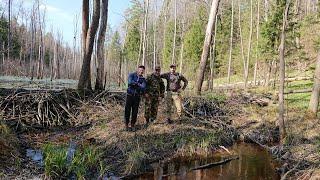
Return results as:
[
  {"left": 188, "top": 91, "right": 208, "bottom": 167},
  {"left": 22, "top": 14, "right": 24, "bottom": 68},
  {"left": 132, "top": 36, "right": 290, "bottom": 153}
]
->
[{"left": 137, "top": 143, "right": 280, "bottom": 180}]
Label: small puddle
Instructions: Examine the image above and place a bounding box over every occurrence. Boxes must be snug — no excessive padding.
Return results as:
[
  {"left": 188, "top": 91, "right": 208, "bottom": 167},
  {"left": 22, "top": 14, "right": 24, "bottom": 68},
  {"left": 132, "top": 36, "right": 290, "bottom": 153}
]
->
[
  {"left": 136, "top": 142, "right": 280, "bottom": 180},
  {"left": 26, "top": 149, "right": 44, "bottom": 166}
]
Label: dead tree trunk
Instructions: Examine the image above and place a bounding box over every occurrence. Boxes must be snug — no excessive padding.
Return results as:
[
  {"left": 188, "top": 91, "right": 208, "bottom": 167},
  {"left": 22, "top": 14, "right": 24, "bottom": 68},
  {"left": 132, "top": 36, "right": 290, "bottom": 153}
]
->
[
  {"left": 308, "top": 53, "right": 320, "bottom": 116},
  {"left": 244, "top": 0, "right": 254, "bottom": 89},
  {"left": 227, "top": 0, "right": 234, "bottom": 84},
  {"left": 78, "top": 0, "right": 101, "bottom": 91},
  {"left": 278, "top": 0, "right": 290, "bottom": 143},
  {"left": 196, "top": 0, "right": 221, "bottom": 95},
  {"left": 95, "top": 0, "right": 109, "bottom": 90},
  {"left": 238, "top": 0, "right": 246, "bottom": 79}
]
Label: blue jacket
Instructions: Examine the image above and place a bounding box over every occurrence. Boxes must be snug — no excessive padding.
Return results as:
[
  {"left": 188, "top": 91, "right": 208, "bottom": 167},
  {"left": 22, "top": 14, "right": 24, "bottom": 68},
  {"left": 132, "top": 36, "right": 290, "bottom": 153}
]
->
[{"left": 127, "top": 72, "right": 146, "bottom": 96}]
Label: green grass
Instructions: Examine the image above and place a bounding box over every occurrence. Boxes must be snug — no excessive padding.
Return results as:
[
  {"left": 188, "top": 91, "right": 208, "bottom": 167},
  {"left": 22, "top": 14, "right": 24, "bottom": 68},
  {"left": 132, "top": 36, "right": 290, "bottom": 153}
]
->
[
  {"left": 204, "top": 93, "right": 227, "bottom": 103},
  {"left": 285, "top": 80, "right": 313, "bottom": 110},
  {"left": 125, "top": 148, "right": 147, "bottom": 174},
  {"left": 43, "top": 143, "right": 104, "bottom": 179},
  {"left": 213, "top": 74, "right": 246, "bottom": 85}
]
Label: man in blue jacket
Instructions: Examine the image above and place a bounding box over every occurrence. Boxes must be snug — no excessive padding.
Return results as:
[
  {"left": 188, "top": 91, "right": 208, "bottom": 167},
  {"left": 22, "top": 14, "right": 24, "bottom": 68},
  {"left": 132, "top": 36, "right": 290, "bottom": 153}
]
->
[{"left": 124, "top": 65, "right": 146, "bottom": 131}]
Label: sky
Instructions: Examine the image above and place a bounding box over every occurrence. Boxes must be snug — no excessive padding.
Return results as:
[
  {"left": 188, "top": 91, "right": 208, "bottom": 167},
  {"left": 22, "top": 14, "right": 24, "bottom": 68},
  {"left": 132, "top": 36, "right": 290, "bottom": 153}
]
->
[{"left": 6, "top": 0, "right": 131, "bottom": 45}]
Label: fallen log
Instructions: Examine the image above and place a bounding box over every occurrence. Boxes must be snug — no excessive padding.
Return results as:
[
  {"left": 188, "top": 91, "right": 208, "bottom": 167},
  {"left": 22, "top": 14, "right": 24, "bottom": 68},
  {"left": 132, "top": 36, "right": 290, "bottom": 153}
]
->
[
  {"left": 284, "top": 89, "right": 312, "bottom": 94},
  {"left": 190, "top": 156, "right": 239, "bottom": 170}
]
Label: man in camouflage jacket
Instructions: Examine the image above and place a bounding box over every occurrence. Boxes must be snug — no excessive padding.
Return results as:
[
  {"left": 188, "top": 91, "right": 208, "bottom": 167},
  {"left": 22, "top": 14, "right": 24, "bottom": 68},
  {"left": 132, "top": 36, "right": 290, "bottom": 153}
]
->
[{"left": 144, "top": 65, "right": 165, "bottom": 126}]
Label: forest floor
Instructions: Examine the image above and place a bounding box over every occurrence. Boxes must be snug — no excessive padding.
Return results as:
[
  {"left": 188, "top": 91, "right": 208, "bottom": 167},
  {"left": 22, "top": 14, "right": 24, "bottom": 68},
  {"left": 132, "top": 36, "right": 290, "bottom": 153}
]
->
[{"left": 0, "top": 85, "right": 319, "bottom": 179}]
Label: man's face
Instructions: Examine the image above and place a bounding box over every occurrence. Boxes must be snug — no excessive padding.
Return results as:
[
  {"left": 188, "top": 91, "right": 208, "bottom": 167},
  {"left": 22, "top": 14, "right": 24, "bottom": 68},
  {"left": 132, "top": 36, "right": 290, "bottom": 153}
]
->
[
  {"left": 154, "top": 68, "right": 161, "bottom": 76},
  {"left": 170, "top": 66, "right": 176, "bottom": 73},
  {"left": 137, "top": 67, "right": 145, "bottom": 76}
]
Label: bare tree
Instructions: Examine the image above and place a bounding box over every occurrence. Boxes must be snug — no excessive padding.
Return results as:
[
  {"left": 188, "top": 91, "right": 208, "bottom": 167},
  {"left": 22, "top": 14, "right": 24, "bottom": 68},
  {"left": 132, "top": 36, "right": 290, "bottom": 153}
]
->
[
  {"left": 238, "top": 0, "right": 246, "bottom": 80},
  {"left": 78, "top": 0, "right": 101, "bottom": 90},
  {"left": 171, "top": 0, "right": 177, "bottom": 64},
  {"left": 308, "top": 52, "right": 320, "bottom": 116},
  {"left": 209, "top": 15, "right": 218, "bottom": 90},
  {"left": 95, "top": 0, "right": 109, "bottom": 90},
  {"left": 244, "top": 0, "right": 254, "bottom": 89},
  {"left": 196, "top": 0, "right": 221, "bottom": 95},
  {"left": 7, "top": 0, "right": 12, "bottom": 60},
  {"left": 227, "top": 0, "right": 234, "bottom": 84},
  {"left": 254, "top": 0, "right": 260, "bottom": 86},
  {"left": 278, "top": 0, "right": 290, "bottom": 143},
  {"left": 142, "top": 0, "right": 149, "bottom": 66},
  {"left": 153, "top": 1, "right": 157, "bottom": 68}
]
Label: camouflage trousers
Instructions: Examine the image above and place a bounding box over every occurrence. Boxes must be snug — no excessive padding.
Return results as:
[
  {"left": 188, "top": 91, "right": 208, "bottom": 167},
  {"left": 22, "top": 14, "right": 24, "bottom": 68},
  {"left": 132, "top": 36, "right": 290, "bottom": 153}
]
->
[
  {"left": 165, "top": 91, "right": 183, "bottom": 119},
  {"left": 145, "top": 96, "right": 160, "bottom": 121}
]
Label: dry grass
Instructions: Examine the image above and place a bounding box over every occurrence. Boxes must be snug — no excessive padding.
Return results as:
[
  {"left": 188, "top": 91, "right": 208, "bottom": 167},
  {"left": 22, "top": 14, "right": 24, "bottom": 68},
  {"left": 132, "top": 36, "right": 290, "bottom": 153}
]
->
[{"left": 85, "top": 97, "right": 237, "bottom": 176}]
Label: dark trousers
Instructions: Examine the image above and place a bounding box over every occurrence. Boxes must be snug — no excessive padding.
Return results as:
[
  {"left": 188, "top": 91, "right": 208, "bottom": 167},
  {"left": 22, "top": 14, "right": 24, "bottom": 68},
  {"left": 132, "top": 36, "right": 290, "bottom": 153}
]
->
[{"left": 124, "top": 94, "right": 141, "bottom": 126}]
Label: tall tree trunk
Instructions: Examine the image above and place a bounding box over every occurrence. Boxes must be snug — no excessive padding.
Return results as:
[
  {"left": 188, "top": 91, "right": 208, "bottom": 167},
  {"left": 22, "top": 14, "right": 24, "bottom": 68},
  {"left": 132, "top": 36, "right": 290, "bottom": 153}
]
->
[
  {"left": 308, "top": 53, "right": 320, "bottom": 116},
  {"left": 264, "top": 0, "right": 269, "bottom": 21},
  {"left": 78, "top": 0, "right": 101, "bottom": 90},
  {"left": 137, "top": 21, "right": 143, "bottom": 66},
  {"left": 227, "top": 0, "right": 234, "bottom": 84},
  {"left": 238, "top": 0, "right": 246, "bottom": 79},
  {"left": 244, "top": 0, "right": 254, "bottom": 89},
  {"left": 210, "top": 15, "right": 218, "bottom": 90},
  {"left": 196, "top": 0, "right": 221, "bottom": 95},
  {"left": 254, "top": 0, "right": 260, "bottom": 86},
  {"left": 162, "top": 3, "right": 169, "bottom": 68},
  {"left": 36, "top": 0, "right": 43, "bottom": 79},
  {"left": 179, "top": 4, "right": 186, "bottom": 74},
  {"left": 7, "top": 0, "right": 11, "bottom": 61},
  {"left": 30, "top": 11, "right": 35, "bottom": 80},
  {"left": 95, "top": 0, "right": 109, "bottom": 90},
  {"left": 278, "top": 0, "right": 290, "bottom": 143},
  {"left": 142, "top": 0, "right": 149, "bottom": 66},
  {"left": 153, "top": 2, "right": 157, "bottom": 68},
  {"left": 82, "top": 0, "right": 89, "bottom": 58},
  {"left": 171, "top": 0, "right": 177, "bottom": 64}
]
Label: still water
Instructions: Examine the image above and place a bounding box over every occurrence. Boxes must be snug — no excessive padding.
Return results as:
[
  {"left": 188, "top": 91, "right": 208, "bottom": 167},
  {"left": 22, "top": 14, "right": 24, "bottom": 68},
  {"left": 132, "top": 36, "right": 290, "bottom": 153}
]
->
[{"left": 136, "top": 143, "right": 280, "bottom": 180}]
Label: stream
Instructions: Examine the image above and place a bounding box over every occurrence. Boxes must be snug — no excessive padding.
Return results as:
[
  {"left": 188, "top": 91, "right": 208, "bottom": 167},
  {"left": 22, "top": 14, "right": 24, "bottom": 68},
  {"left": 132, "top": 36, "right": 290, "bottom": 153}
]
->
[
  {"left": 26, "top": 142, "right": 280, "bottom": 180},
  {"left": 136, "top": 142, "right": 280, "bottom": 180}
]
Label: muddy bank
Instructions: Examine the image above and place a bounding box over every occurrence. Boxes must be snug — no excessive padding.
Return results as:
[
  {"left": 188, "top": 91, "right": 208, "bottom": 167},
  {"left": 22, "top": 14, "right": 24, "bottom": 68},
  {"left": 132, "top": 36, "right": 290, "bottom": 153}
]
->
[
  {"left": 0, "top": 89, "right": 242, "bottom": 178},
  {"left": 232, "top": 91, "right": 320, "bottom": 179},
  {"left": 0, "top": 89, "right": 291, "bottom": 179}
]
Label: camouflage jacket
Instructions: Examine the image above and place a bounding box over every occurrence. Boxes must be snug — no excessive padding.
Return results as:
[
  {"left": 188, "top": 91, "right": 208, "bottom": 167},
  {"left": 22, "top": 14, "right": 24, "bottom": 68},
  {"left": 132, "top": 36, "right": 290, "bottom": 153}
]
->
[
  {"left": 145, "top": 73, "right": 165, "bottom": 97},
  {"left": 160, "top": 72, "right": 188, "bottom": 92}
]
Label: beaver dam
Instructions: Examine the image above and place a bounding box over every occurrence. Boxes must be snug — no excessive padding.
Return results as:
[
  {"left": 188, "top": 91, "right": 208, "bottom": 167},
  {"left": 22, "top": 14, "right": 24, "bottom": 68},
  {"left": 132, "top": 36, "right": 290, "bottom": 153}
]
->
[{"left": 0, "top": 88, "right": 318, "bottom": 179}]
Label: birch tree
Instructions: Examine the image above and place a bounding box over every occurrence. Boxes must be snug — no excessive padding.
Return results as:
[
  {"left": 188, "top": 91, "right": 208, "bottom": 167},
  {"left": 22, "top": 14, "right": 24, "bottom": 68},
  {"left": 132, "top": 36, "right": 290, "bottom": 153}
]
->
[
  {"left": 227, "top": 0, "right": 234, "bottom": 84},
  {"left": 196, "top": 0, "right": 221, "bottom": 95},
  {"left": 308, "top": 52, "right": 320, "bottom": 116},
  {"left": 278, "top": 0, "right": 290, "bottom": 143}
]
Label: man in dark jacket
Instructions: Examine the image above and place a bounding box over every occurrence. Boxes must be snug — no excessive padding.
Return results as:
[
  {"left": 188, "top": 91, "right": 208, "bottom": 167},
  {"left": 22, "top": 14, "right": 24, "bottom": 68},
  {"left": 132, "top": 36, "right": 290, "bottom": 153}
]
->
[
  {"left": 161, "top": 64, "right": 188, "bottom": 124},
  {"left": 144, "top": 65, "right": 165, "bottom": 127},
  {"left": 124, "top": 65, "right": 146, "bottom": 131}
]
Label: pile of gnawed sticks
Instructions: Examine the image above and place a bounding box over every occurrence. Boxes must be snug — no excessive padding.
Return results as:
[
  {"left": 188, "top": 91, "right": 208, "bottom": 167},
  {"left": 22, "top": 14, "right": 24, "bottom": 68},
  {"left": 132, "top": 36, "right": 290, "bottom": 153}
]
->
[
  {"left": 0, "top": 88, "right": 126, "bottom": 128},
  {"left": 0, "top": 89, "right": 83, "bottom": 127},
  {"left": 183, "top": 97, "right": 230, "bottom": 122}
]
